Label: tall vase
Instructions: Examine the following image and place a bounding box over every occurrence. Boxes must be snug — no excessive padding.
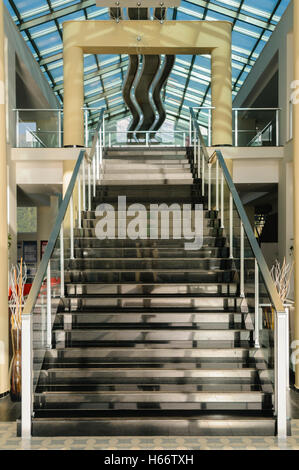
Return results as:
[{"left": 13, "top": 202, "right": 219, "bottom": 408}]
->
[{"left": 10, "top": 328, "right": 21, "bottom": 401}]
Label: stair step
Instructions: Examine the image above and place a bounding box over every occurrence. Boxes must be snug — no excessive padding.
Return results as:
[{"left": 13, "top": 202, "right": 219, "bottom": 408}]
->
[
  {"left": 103, "top": 167, "right": 191, "bottom": 173},
  {"left": 36, "top": 384, "right": 263, "bottom": 393},
  {"left": 25, "top": 415, "right": 277, "bottom": 436},
  {"left": 52, "top": 311, "right": 246, "bottom": 328},
  {"left": 71, "top": 237, "right": 227, "bottom": 248},
  {"left": 81, "top": 218, "right": 221, "bottom": 229},
  {"left": 40, "top": 368, "right": 259, "bottom": 380},
  {"left": 61, "top": 296, "right": 243, "bottom": 310},
  {"left": 43, "top": 347, "right": 262, "bottom": 361},
  {"left": 68, "top": 247, "right": 230, "bottom": 258},
  {"left": 34, "top": 390, "right": 273, "bottom": 411},
  {"left": 73, "top": 227, "right": 223, "bottom": 238},
  {"left": 101, "top": 178, "right": 194, "bottom": 185},
  {"left": 66, "top": 272, "right": 235, "bottom": 284}
]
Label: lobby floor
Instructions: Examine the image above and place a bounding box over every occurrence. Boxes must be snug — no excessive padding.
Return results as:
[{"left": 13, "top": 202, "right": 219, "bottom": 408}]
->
[
  {"left": 0, "top": 389, "right": 298, "bottom": 450},
  {"left": 0, "top": 421, "right": 298, "bottom": 450}
]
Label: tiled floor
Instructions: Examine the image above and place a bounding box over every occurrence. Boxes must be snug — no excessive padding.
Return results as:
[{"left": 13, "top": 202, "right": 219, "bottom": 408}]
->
[
  {"left": 0, "top": 389, "right": 299, "bottom": 450},
  {"left": 0, "top": 421, "right": 298, "bottom": 450}
]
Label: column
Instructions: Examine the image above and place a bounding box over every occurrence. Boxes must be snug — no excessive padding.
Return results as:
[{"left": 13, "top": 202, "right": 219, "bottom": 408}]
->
[
  {"left": 0, "top": 1, "right": 9, "bottom": 395},
  {"left": 211, "top": 43, "right": 232, "bottom": 146},
  {"left": 63, "top": 27, "right": 84, "bottom": 147}
]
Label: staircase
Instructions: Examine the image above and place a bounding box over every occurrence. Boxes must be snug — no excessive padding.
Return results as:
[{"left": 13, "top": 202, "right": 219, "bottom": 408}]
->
[{"left": 28, "top": 147, "right": 276, "bottom": 436}]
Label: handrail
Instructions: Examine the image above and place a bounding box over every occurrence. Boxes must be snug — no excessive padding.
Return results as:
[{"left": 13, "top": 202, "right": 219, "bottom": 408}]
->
[
  {"left": 26, "top": 128, "right": 47, "bottom": 148},
  {"left": 190, "top": 108, "right": 284, "bottom": 314},
  {"left": 247, "top": 119, "right": 274, "bottom": 147},
  {"left": 22, "top": 108, "right": 105, "bottom": 317},
  {"left": 213, "top": 149, "right": 284, "bottom": 313}
]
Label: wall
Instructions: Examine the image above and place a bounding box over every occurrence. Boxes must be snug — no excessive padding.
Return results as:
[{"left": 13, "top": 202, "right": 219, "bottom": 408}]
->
[
  {"left": 233, "top": 2, "right": 294, "bottom": 287},
  {"left": 3, "top": 5, "right": 60, "bottom": 268},
  {"left": 233, "top": 2, "right": 293, "bottom": 147}
]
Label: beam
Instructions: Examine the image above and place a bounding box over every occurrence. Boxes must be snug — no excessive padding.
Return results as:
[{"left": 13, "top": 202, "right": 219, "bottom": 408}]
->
[
  {"left": 18, "top": 0, "right": 97, "bottom": 31},
  {"left": 63, "top": 20, "right": 232, "bottom": 146}
]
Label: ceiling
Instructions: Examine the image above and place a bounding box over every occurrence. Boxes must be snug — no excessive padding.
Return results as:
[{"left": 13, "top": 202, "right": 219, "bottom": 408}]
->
[{"left": 4, "top": 0, "right": 291, "bottom": 128}]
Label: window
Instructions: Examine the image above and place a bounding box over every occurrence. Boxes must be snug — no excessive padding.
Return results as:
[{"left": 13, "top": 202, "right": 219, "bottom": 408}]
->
[{"left": 17, "top": 207, "right": 37, "bottom": 233}]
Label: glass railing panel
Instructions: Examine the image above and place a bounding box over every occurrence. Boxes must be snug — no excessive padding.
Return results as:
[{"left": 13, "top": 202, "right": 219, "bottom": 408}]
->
[
  {"left": 233, "top": 109, "right": 278, "bottom": 147},
  {"left": 103, "top": 130, "right": 188, "bottom": 147},
  {"left": 16, "top": 110, "right": 62, "bottom": 148}
]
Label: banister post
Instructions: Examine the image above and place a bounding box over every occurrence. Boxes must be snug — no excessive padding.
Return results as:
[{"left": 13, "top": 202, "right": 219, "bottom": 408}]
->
[
  {"left": 21, "top": 314, "right": 33, "bottom": 438},
  {"left": 276, "top": 309, "right": 289, "bottom": 439}
]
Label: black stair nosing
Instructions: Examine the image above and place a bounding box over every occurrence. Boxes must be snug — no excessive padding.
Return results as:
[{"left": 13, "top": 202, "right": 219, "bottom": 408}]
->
[
  {"left": 66, "top": 270, "right": 236, "bottom": 274},
  {"left": 67, "top": 257, "right": 235, "bottom": 262},
  {"left": 64, "top": 281, "right": 238, "bottom": 286},
  {"left": 63, "top": 293, "right": 239, "bottom": 298}
]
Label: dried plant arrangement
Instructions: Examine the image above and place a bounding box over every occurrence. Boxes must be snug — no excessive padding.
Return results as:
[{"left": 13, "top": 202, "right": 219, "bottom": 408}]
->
[
  {"left": 8, "top": 258, "right": 27, "bottom": 400},
  {"left": 264, "top": 258, "right": 294, "bottom": 330}
]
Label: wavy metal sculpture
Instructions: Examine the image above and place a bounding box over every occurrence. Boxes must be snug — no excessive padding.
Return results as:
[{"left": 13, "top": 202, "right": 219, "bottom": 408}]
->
[
  {"left": 109, "top": 7, "right": 174, "bottom": 139},
  {"left": 135, "top": 55, "right": 161, "bottom": 137},
  {"left": 122, "top": 55, "right": 140, "bottom": 138},
  {"left": 151, "top": 54, "right": 175, "bottom": 135}
]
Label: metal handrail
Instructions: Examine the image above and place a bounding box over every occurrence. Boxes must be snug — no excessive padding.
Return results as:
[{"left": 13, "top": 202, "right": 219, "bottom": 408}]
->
[
  {"left": 22, "top": 109, "right": 105, "bottom": 317},
  {"left": 247, "top": 119, "right": 274, "bottom": 147},
  {"left": 25, "top": 128, "right": 47, "bottom": 148},
  {"left": 190, "top": 108, "right": 284, "bottom": 314},
  {"left": 213, "top": 149, "right": 284, "bottom": 313}
]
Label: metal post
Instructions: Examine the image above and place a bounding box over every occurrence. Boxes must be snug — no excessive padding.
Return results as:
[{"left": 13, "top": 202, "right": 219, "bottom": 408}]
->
[
  {"left": 70, "top": 195, "right": 74, "bottom": 259},
  {"left": 96, "top": 139, "right": 100, "bottom": 180},
  {"left": 93, "top": 155, "right": 96, "bottom": 197},
  {"left": 88, "top": 162, "right": 91, "bottom": 211},
  {"left": 240, "top": 221, "right": 245, "bottom": 298},
  {"left": 229, "top": 192, "right": 233, "bottom": 259},
  {"left": 58, "top": 110, "right": 62, "bottom": 148},
  {"left": 84, "top": 109, "right": 88, "bottom": 147},
  {"left": 276, "top": 109, "right": 280, "bottom": 147},
  {"left": 208, "top": 163, "right": 211, "bottom": 211},
  {"left": 234, "top": 110, "right": 238, "bottom": 147},
  {"left": 183, "top": 132, "right": 186, "bottom": 147},
  {"left": 193, "top": 131, "right": 197, "bottom": 174},
  {"left": 78, "top": 171, "right": 81, "bottom": 228},
  {"left": 100, "top": 128, "right": 103, "bottom": 163},
  {"left": 285, "top": 306, "right": 290, "bottom": 390},
  {"left": 201, "top": 148, "right": 205, "bottom": 197},
  {"left": 16, "top": 109, "right": 19, "bottom": 147},
  {"left": 109, "top": 132, "right": 111, "bottom": 148},
  {"left": 189, "top": 116, "right": 192, "bottom": 145},
  {"left": 60, "top": 226, "right": 65, "bottom": 298},
  {"left": 21, "top": 314, "right": 32, "bottom": 438},
  {"left": 82, "top": 158, "right": 86, "bottom": 212},
  {"left": 254, "top": 259, "right": 260, "bottom": 348},
  {"left": 103, "top": 115, "right": 105, "bottom": 148},
  {"left": 216, "top": 159, "right": 219, "bottom": 212},
  {"left": 208, "top": 108, "right": 212, "bottom": 147},
  {"left": 146, "top": 132, "right": 149, "bottom": 147},
  {"left": 220, "top": 171, "right": 224, "bottom": 228},
  {"left": 197, "top": 138, "right": 200, "bottom": 180},
  {"left": 276, "top": 310, "right": 288, "bottom": 439},
  {"left": 46, "top": 262, "right": 52, "bottom": 349}
]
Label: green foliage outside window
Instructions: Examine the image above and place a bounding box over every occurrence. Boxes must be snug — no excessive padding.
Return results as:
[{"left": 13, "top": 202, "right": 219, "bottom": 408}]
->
[{"left": 17, "top": 207, "right": 37, "bottom": 233}]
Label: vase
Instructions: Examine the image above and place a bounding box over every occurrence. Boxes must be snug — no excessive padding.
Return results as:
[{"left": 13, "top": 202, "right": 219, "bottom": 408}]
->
[{"left": 10, "top": 328, "right": 21, "bottom": 401}]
